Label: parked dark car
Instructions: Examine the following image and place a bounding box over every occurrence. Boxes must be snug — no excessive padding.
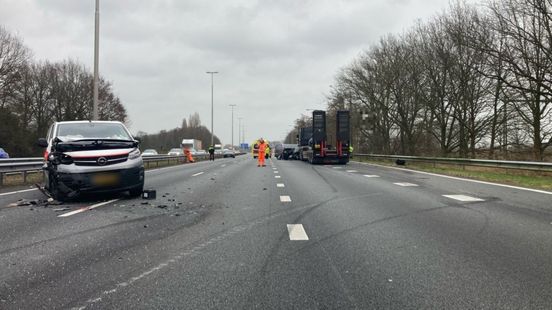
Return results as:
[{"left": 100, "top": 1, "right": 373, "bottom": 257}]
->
[
  {"left": 277, "top": 144, "right": 296, "bottom": 160},
  {"left": 0, "top": 147, "right": 9, "bottom": 159}
]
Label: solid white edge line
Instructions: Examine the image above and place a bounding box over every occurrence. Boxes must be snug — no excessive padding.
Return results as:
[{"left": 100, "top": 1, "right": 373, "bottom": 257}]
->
[
  {"left": 287, "top": 224, "right": 309, "bottom": 240},
  {"left": 0, "top": 188, "right": 38, "bottom": 197},
  {"left": 58, "top": 199, "right": 119, "bottom": 218},
  {"left": 192, "top": 172, "right": 204, "bottom": 177},
  {"left": 354, "top": 161, "right": 552, "bottom": 195}
]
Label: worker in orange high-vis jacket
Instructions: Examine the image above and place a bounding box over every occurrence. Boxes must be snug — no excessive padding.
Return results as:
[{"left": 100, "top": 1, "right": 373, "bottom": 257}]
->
[
  {"left": 257, "top": 138, "right": 267, "bottom": 167},
  {"left": 183, "top": 148, "right": 194, "bottom": 163}
]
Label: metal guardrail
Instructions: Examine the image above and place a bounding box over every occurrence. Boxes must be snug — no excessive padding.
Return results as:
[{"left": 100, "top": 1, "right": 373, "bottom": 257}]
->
[
  {"left": 0, "top": 153, "right": 241, "bottom": 186},
  {"left": 355, "top": 154, "right": 552, "bottom": 172}
]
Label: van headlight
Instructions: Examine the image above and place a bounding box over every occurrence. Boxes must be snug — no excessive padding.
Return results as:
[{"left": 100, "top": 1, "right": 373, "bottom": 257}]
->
[{"left": 128, "top": 148, "right": 141, "bottom": 159}]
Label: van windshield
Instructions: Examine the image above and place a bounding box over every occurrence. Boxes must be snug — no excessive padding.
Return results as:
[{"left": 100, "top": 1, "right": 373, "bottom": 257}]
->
[{"left": 57, "top": 123, "right": 132, "bottom": 141}]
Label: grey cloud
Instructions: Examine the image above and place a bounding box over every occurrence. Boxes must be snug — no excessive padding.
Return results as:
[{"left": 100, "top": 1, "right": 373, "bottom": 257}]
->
[{"left": 0, "top": 0, "right": 467, "bottom": 144}]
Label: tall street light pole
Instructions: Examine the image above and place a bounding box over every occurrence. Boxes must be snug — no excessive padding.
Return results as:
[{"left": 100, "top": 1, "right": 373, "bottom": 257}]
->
[
  {"left": 238, "top": 117, "right": 243, "bottom": 147},
  {"left": 229, "top": 104, "right": 236, "bottom": 149},
  {"left": 206, "top": 71, "right": 218, "bottom": 147},
  {"left": 93, "top": 0, "right": 100, "bottom": 120}
]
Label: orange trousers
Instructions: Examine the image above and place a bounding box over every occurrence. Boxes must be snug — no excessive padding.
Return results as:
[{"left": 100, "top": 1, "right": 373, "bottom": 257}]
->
[{"left": 258, "top": 151, "right": 265, "bottom": 166}]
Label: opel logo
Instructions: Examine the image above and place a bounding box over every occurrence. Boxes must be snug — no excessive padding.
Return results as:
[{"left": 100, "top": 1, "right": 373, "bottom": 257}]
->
[{"left": 97, "top": 157, "right": 108, "bottom": 166}]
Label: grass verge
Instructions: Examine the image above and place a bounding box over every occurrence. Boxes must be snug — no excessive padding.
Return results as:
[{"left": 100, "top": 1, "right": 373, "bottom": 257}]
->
[{"left": 354, "top": 158, "right": 552, "bottom": 191}]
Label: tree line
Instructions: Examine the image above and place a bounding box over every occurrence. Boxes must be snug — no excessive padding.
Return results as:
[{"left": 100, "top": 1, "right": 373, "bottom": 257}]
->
[
  {"left": 289, "top": 0, "right": 552, "bottom": 161},
  {"left": 136, "top": 112, "right": 221, "bottom": 153},
  {"left": 0, "top": 26, "right": 128, "bottom": 157}
]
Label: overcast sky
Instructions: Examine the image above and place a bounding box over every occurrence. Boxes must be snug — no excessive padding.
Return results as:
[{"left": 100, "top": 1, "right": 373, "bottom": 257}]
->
[{"left": 1, "top": 0, "right": 473, "bottom": 145}]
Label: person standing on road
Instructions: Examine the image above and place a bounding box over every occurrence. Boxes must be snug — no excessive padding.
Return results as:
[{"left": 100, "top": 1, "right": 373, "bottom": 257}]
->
[
  {"left": 257, "top": 138, "right": 267, "bottom": 167},
  {"left": 208, "top": 145, "right": 215, "bottom": 161},
  {"left": 184, "top": 148, "right": 195, "bottom": 163}
]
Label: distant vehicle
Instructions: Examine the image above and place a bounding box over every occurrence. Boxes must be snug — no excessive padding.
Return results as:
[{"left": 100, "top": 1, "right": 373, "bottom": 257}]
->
[
  {"left": 292, "top": 146, "right": 301, "bottom": 160},
  {"left": 223, "top": 149, "right": 235, "bottom": 158},
  {"left": 273, "top": 142, "right": 284, "bottom": 158},
  {"left": 37, "top": 121, "right": 144, "bottom": 201},
  {"left": 303, "top": 110, "right": 350, "bottom": 164},
  {"left": 181, "top": 139, "right": 202, "bottom": 151},
  {"left": 277, "top": 144, "right": 296, "bottom": 160},
  {"left": 0, "top": 147, "right": 9, "bottom": 159},
  {"left": 167, "top": 148, "right": 183, "bottom": 156},
  {"left": 195, "top": 150, "right": 207, "bottom": 156},
  {"left": 142, "top": 149, "right": 158, "bottom": 156}
]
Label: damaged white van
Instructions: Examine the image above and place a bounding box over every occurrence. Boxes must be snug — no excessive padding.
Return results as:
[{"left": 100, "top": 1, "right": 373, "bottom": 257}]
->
[{"left": 38, "top": 121, "right": 144, "bottom": 201}]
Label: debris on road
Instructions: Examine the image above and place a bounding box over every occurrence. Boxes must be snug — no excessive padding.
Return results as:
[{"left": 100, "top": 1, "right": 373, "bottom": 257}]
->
[
  {"left": 53, "top": 207, "right": 70, "bottom": 212},
  {"left": 142, "top": 189, "right": 156, "bottom": 200},
  {"left": 35, "top": 183, "right": 52, "bottom": 198}
]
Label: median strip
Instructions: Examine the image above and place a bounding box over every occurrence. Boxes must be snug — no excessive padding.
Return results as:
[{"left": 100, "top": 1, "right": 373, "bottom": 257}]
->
[{"left": 287, "top": 224, "right": 309, "bottom": 240}]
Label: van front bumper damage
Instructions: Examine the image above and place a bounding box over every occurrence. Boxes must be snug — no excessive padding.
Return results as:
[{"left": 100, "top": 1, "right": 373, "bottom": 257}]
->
[{"left": 53, "top": 166, "right": 144, "bottom": 194}]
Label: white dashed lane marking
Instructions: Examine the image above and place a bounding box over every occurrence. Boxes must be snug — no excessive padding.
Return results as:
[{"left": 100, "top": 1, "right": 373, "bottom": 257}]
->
[
  {"left": 287, "top": 224, "right": 309, "bottom": 240},
  {"left": 280, "top": 195, "right": 291, "bottom": 202},
  {"left": 332, "top": 167, "right": 342, "bottom": 169},
  {"left": 277, "top": 183, "right": 285, "bottom": 188},
  {"left": 443, "top": 194, "right": 484, "bottom": 202},
  {"left": 346, "top": 170, "right": 358, "bottom": 173},
  {"left": 192, "top": 172, "right": 204, "bottom": 177},
  {"left": 394, "top": 182, "right": 418, "bottom": 187},
  {"left": 58, "top": 199, "right": 119, "bottom": 218},
  {"left": 275, "top": 176, "right": 281, "bottom": 179},
  {"left": 0, "top": 188, "right": 38, "bottom": 196},
  {"left": 363, "top": 175, "right": 380, "bottom": 178},
  {"left": 273, "top": 171, "right": 279, "bottom": 174}
]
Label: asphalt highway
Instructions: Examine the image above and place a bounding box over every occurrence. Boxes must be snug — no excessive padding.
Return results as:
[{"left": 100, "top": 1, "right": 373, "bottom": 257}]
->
[{"left": 1, "top": 156, "right": 552, "bottom": 309}]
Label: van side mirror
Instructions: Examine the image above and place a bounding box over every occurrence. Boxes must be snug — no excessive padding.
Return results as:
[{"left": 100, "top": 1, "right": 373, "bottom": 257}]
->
[{"left": 37, "top": 138, "right": 48, "bottom": 148}]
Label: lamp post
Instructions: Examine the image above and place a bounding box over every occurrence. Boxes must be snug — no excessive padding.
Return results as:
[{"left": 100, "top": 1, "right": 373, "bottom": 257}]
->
[
  {"left": 206, "top": 71, "right": 218, "bottom": 147},
  {"left": 238, "top": 117, "right": 243, "bottom": 148},
  {"left": 92, "top": 0, "right": 100, "bottom": 120},
  {"left": 229, "top": 104, "right": 236, "bottom": 149}
]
